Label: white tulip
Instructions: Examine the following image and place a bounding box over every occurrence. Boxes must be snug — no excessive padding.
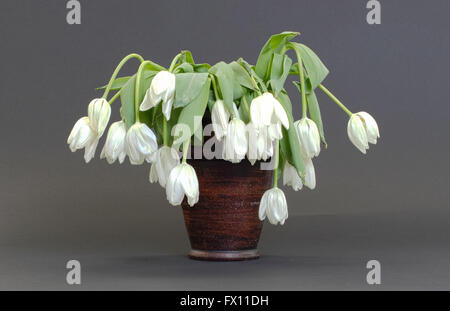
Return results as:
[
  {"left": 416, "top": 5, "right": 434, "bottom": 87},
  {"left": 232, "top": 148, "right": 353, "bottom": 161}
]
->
[
  {"left": 100, "top": 121, "right": 127, "bottom": 164},
  {"left": 258, "top": 187, "right": 288, "bottom": 225},
  {"left": 223, "top": 118, "right": 248, "bottom": 163},
  {"left": 268, "top": 122, "right": 283, "bottom": 140},
  {"left": 88, "top": 98, "right": 111, "bottom": 137},
  {"left": 250, "top": 92, "right": 289, "bottom": 130},
  {"left": 283, "top": 161, "right": 303, "bottom": 191},
  {"left": 355, "top": 111, "right": 380, "bottom": 144},
  {"left": 348, "top": 111, "right": 378, "bottom": 154},
  {"left": 149, "top": 146, "right": 180, "bottom": 188},
  {"left": 67, "top": 116, "right": 99, "bottom": 163},
  {"left": 140, "top": 71, "right": 176, "bottom": 120},
  {"left": 166, "top": 163, "right": 199, "bottom": 207},
  {"left": 303, "top": 157, "right": 316, "bottom": 190},
  {"left": 294, "top": 118, "right": 321, "bottom": 159},
  {"left": 211, "top": 99, "right": 230, "bottom": 141},
  {"left": 125, "top": 122, "right": 158, "bottom": 165}
]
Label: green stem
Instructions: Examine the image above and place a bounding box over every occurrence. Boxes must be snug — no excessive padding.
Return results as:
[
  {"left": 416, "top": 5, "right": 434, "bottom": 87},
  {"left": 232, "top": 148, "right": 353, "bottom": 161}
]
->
[
  {"left": 168, "top": 52, "right": 183, "bottom": 72},
  {"left": 163, "top": 117, "right": 168, "bottom": 146},
  {"left": 273, "top": 139, "right": 280, "bottom": 188},
  {"left": 182, "top": 139, "right": 190, "bottom": 163},
  {"left": 108, "top": 90, "right": 121, "bottom": 105},
  {"left": 135, "top": 60, "right": 152, "bottom": 123},
  {"left": 293, "top": 48, "right": 308, "bottom": 117},
  {"left": 318, "top": 84, "right": 353, "bottom": 117},
  {"left": 242, "top": 96, "right": 251, "bottom": 119},
  {"left": 102, "top": 53, "right": 144, "bottom": 99},
  {"left": 210, "top": 75, "right": 220, "bottom": 100}
]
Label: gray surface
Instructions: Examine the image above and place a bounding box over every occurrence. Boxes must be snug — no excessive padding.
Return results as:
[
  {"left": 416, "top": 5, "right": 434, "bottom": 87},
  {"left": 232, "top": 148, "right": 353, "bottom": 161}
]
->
[{"left": 0, "top": 0, "right": 449, "bottom": 290}]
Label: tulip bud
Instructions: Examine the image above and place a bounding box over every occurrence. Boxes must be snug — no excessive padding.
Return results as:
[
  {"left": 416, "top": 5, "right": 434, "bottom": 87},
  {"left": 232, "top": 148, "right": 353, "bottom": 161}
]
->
[
  {"left": 250, "top": 92, "right": 289, "bottom": 130},
  {"left": 283, "top": 161, "right": 303, "bottom": 191},
  {"left": 223, "top": 118, "right": 248, "bottom": 163},
  {"left": 88, "top": 98, "right": 111, "bottom": 137},
  {"left": 149, "top": 146, "right": 180, "bottom": 188},
  {"left": 294, "top": 118, "right": 321, "bottom": 159},
  {"left": 347, "top": 112, "right": 380, "bottom": 154},
  {"left": 166, "top": 163, "right": 199, "bottom": 207},
  {"left": 125, "top": 122, "right": 158, "bottom": 165},
  {"left": 67, "top": 116, "right": 99, "bottom": 163},
  {"left": 140, "top": 71, "right": 176, "bottom": 120},
  {"left": 100, "top": 121, "right": 127, "bottom": 164},
  {"left": 258, "top": 187, "right": 288, "bottom": 225},
  {"left": 211, "top": 100, "right": 230, "bottom": 141}
]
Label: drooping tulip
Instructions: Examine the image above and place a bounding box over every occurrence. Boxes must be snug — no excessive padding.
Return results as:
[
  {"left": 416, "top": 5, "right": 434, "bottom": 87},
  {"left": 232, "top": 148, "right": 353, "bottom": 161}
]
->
[
  {"left": 100, "top": 121, "right": 127, "bottom": 164},
  {"left": 67, "top": 116, "right": 99, "bottom": 163},
  {"left": 294, "top": 118, "right": 321, "bottom": 159},
  {"left": 283, "top": 161, "right": 303, "bottom": 191},
  {"left": 347, "top": 112, "right": 379, "bottom": 154},
  {"left": 250, "top": 92, "right": 289, "bottom": 130},
  {"left": 87, "top": 98, "right": 111, "bottom": 137},
  {"left": 140, "top": 71, "right": 176, "bottom": 120},
  {"left": 211, "top": 99, "right": 230, "bottom": 141},
  {"left": 354, "top": 111, "right": 380, "bottom": 144},
  {"left": 303, "top": 157, "right": 316, "bottom": 190},
  {"left": 166, "top": 162, "right": 199, "bottom": 207},
  {"left": 125, "top": 122, "right": 158, "bottom": 165},
  {"left": 223, "top": 118, "right": 248, "bottom": 163},
  {"left": 258, "top": 187, "right": 288, "bottom": 225},
  {"left": 149, "top": 146, "right": 180, "bottom": 188}
]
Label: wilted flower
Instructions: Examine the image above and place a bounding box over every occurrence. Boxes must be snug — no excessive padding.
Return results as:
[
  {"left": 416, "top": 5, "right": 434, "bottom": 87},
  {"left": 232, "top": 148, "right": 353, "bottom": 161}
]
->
[
  {"left": 166, "top": 163, "right": 199, "bottom": 207},
  {"left": 125, "top": 122, "right": 158, "bottom": 165},
  {"left": 347, "top": 112, "right": 379, "bottom": 154},
  {"left": 211, "top": 99, "right": 230, "bottom": 141},
  {"left": 303, "top": 157, "right": 316, "bottom": 190},
  {"left": 258, "top": 187, "right": 288, "bottom": 225},
  {"left": 140, "top": 71, "right": 176, "bottom": 120},
  {"left": 88, "top": 98, "right": 111, "bottom": 137},
  {"left": 223, "top": 118, "right": 248, "bottom": 163},
  {"left": 247, "top": 123, "right": 273, "bottom": 165},
  {"left": 67, "top": 116, "right": 99, "bottom": 163},
  {"left": 149, "top": 146, "right": 180, "bottom": 188},
  {"left": 283, "top": 161, "right": 303, "bottom": 191},
  {"left": 250, "top": 92, "right": 289, "bottom": 130},
  {"left": 294, "top": 118, "right": 321, "bottom": 159},
  {"left": 100, "top": 121, "right": 127, "bottom": 164}
]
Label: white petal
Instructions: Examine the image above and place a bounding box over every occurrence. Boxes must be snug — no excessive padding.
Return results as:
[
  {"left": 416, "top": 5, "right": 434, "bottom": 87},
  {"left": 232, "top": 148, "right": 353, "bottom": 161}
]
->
[
  {"left": 357, "top": 111, "right": 379, "bottom": 144},
  {"left": 347, "top": 115, "right": 369, "bottom": 154}
]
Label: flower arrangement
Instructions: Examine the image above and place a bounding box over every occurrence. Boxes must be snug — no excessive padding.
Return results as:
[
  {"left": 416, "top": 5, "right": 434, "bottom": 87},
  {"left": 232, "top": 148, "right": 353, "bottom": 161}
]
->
[{"left": 67, "top": 31, "right": 380, "bottom": 226}]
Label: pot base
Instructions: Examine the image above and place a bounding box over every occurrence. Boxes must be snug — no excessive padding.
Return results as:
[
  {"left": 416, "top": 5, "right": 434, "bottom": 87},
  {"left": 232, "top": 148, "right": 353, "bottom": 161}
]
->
[{"left": 188, "top": 249, "right": 260, "bottom": 261}]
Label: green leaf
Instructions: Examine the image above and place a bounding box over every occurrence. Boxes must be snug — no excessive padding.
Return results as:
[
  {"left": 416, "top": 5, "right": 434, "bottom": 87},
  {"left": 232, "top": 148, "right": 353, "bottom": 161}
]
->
[
  {"left": 175, "top": 79, "right": 211, "bottom": 140},
  {"left": 229, "top": 61, "right": 258, "bottom": 91},
  {"left": 269, "top": 53, "right": 292, "bottom": 97},
  {"left": 277, "top": 92, "right": 305, "bottom": 178},
  {"left": 174, "top": 73, "right": 209, "bottom": 108},
  {"left": 290, "top": 42, "right": 329, "bottom": 90},
  {"left": 181, "top": 50, "right": 195, "bottom": 65},
  {"left": 293, "top": 82, "right": 326, "bottom": 146},
  {"left": 238, "top": 93, "right": 252, "bottom": 123},
  {"left": 120, "top": 71, "right": 155, "bottom": 129},
  {"left": 209, "top": 62, "right": 235, "bottom": 113},
  {"left": 255, "top": 31, "right": 299, "bottom": 80},
  {"left": 193, "top": 63, "right": 211, "bottom": 73},
  {"left": 96, "top": 70, "right": 158, "bottom": 91},
  {"left": 174, "top": 63, "right": 194, "bottom": 73}
]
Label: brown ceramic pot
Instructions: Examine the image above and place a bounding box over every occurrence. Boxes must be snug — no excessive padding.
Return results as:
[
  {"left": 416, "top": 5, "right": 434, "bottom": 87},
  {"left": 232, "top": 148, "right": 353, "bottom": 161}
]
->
[{"left": 181, "top": 158, "right": 273, "bottom": 261}]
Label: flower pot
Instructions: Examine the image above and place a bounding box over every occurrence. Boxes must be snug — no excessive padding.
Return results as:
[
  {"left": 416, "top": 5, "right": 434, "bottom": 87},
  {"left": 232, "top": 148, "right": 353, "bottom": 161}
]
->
[{"left": 181, "top": 158, "right": 273, "bottom": 261}]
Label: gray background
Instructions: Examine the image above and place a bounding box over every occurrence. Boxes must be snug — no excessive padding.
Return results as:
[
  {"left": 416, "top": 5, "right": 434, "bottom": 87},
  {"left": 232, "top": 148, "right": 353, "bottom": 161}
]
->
[{"left": 0, "top": 0, "right": 449, "bottom": 290}]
